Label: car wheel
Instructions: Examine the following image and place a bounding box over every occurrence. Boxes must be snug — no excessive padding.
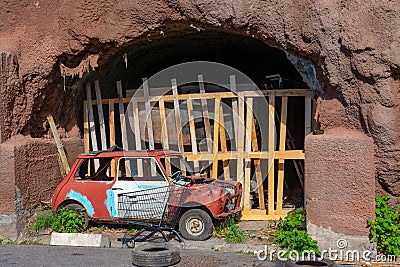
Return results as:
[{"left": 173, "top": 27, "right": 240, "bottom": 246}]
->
[
  {"left": 179, "top": 209, "right": 213, "bottom": 241},
  {"left": 285, "top": 259, "right": 337, "bottom": 267},
  {"left": 63, "top": 203, "right": 89, "bottom": 229},
  {"left": 131, "top": 242, "right": 180, "bottom": 267}
]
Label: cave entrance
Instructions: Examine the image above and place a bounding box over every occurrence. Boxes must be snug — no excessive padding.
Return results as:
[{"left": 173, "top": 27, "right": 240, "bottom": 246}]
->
[{"left": 79, "top": 28, "right": 314, "bottom": 220}]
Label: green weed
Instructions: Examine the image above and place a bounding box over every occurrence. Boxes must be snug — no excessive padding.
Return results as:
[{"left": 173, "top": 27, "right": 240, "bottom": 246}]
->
[
  {"left": 368, "top": 194, "right": 400, "bottom": 256},
  {"left": 214, "top": 218, "right": 245, "bottom": 243},
  {"left": 273, "top": 207, "right": 320, "bottom": 257}
]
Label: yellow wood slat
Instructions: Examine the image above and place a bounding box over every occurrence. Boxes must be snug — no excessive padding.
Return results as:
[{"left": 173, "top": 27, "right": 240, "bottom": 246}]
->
[
  {"left": 267, "top": 95, "right": 275, "bottom": 215},
  {"left": 219, "top": 104, "right": 230, "bottom": 180},
  {"left": 109, "top": 99, "right": 116, "bottom": 175},
  {"left": 131, "top": 97, "right": 143, "bottom": 176},
  {"left": 230, "top": 75, "right": 239, "bottom": 150},
  {"left": 276, "top": 96, "right": 288, "bottom": 214},
  {"left": 212, "top": 98, "right": 221, "bottom": 179},
  {"left": 83, "top": 101, "right": 90, "bottom": 154},
  {"left": 89, "top": 89, "right": 310, "bottom": 105},
  {"left": 236, "top": 93, "right": 245, "bottom": 187},
  {"left": 184, "top": 150, "right": 304, "bottom": 161},
  {"left": 187, "top": 97, "right": 199, "bottom": 172},
  {"left": 159, "top": 98, "right": 171, "bottom": 175},
  {"left": 198, "top": 75, "right": 213, "bottom": 154},
  {"left": 252, "top": 116, "right": 265, "bottom": 210},
  {"left": 47, "top": 115, "right": 70, "bottom": 176},
  {"left": 244, "top": 97, "right": 253, "bottom": 211},
  {"left": 94, "top": 80, "right": 107, "bottom": 150},
  {"left": 171, "top": 79, "right": 186, "bottom": 176},
  {"left": 117, "top": 80, "right": 131, "bottom": 175}
]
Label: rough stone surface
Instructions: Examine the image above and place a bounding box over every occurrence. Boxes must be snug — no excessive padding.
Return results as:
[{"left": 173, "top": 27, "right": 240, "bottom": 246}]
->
[
  {"left": 305, "top": 128, "right": 375, "bottom": 236},
  {"left": 0, "top": 1, "right": 398, "bottom": 202}
]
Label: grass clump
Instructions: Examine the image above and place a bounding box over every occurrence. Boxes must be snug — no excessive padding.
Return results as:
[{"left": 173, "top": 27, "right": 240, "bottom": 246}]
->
[
  {"left": 214, "top": 218, "right": 245, "bottom": 243},
  {"left": 32, "top": 208, "right": 84, "bottom": 234},
  {"left": 273, "top": 207, "right": 320, "bottom": 257}
]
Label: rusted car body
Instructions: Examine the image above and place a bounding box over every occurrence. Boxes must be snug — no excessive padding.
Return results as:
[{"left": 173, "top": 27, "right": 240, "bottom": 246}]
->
[{"left": 51, "top": 149, "right": 242, "bottom": 240}]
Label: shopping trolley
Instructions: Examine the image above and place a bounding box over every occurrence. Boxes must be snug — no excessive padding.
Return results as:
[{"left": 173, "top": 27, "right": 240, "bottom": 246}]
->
[{"left": 117, "top": 184, "right": 188, "bottom": 249}]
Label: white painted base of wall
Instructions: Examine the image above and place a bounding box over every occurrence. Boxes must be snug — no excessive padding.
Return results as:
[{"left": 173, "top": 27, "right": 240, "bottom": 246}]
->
[{"left": 50, "top": 233, "right": 110, "bottom": 248}]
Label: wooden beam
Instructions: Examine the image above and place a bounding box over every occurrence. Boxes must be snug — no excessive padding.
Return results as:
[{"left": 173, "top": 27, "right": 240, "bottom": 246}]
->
[
  {"left": 211, "top": 98, "right": 221, "bottom": 179},
  {"left": 94, "top": 80, "right": 107, "bottom": 150},
  {"left": 142, "top": 78, "right": 156, "bottom": 176},
  {"left": 109, "top": 99, "right": 115, "bottom": 175},
  {"left": 305, "top": 95, "right": 312, "bottom": 136},
  {"left": 159, "top": 98, "right": 171, "bottom": 175},
  {"left": 117, "top": 80, "right": 131, "bottom": 175},
  {"left": 244, "top": 97, "right": 253, "bottom": 211},
  {"left": 230, "top": 75, "right": 239, "bottom": 150},
  {"left": 267, "top": 95, "right": 276, "bottom": 215},
  {"left": 276, "top": 96, "right": 288, "bottom": 214},
  {"left": 86, "top": 83, "right": 98, "bottom": 152},
  {"left": 171, "top": 79, "right": 186, "bottom": 175},
  {"left": 187, "top": 97, "right": 199, "bottom": 172},
  {"left": 252, "top": 116, "right": 265, "bottom": 210},
  {"left": 236, "top": 93, "right": 245, "bottom": 187},
  {"left": 47, "top": 115, "right": 70, "bottom": 176},
  {"left": 131, "top": 97, "right": 143, "bottom": 176},
  {"left": 198, "top": 75, "right": 213, "bottom": 155},
  {"left": 83, "top": 101, "right": 90, "bottom": 154},
  {"left": 219, "top": 104, "right": 230, "bottom": 179}
]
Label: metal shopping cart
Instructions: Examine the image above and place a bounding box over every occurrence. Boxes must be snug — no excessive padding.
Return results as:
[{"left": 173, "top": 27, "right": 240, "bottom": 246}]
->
[{"left": 117, "top": 184, "right": 188, "bottom": 249}]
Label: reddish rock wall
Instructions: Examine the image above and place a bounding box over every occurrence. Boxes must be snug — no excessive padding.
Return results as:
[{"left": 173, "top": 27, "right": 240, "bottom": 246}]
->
[{"left": 0, "top": 1, "right": 398, "bottom": 201}]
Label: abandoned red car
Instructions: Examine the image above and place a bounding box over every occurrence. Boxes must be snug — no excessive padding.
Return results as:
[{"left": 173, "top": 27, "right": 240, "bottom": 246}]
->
[{"left": 51, "top": 149, "right": 242, "bottom": 240}]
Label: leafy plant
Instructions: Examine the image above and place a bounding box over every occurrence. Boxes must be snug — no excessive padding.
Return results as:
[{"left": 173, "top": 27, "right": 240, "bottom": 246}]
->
[
  {"left": 32, "top": 210, "right": 56, "bottom": 233},
  {"left": 273, "top": 207, "right": 320, "bottom": 257},
  {"left": 52, "top": 209, "right": 84, "bottom": 233},
  {"left": 214, "top": 218, "right": 245, "bottom": 243},
  {"left": 367, "top": 194, "right": 400, "bottom": 256}
]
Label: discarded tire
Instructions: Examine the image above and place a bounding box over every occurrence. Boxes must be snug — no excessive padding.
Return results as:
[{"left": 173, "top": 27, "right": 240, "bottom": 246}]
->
[
  {"left": 131, "top": 243, "right": 180, "bottom": 267},
  {"left": 285, "top": 259, "right": 337, "bottom": 267},
  {"left": 179, "top": 209, "right": 213, "bottom": 241}
]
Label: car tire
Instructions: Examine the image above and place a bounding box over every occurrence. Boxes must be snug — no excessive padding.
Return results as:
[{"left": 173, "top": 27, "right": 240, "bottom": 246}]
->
[
  {"left": 63, "top": 203, "right": 89, "bottom": 229},
  {"left": 179, "top": 209, "right": 213, "bottom": 241},
  {"left": 131, "top": 242, "right": 180, "bottom": 267},
  {"left": 285, "top": 259, "right": 337, "bottom": 267}
]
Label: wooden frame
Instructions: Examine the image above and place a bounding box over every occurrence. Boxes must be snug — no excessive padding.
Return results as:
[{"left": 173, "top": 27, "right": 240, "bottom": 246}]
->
[{"left": 83, "top": 81, "right": 312, "bottom": 221}]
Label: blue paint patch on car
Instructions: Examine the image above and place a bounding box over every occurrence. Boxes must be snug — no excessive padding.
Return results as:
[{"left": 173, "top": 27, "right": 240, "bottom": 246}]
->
[
  {"left": 66, "top": 190, "right": 95, "bottom": 216},
  {"left": 105, "top": 189, "right": 116, "bottom": 217}
]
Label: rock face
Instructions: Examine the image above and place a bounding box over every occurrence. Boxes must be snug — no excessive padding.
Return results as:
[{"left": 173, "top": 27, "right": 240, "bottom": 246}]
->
[{"left": 0, "top": 1, "right": 398, "bottom": 237}]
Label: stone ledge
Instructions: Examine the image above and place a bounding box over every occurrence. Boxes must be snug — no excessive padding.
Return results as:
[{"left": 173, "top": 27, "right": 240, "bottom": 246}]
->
[{"left": 50, "top": 233, "right": 110, "bottom": 248}]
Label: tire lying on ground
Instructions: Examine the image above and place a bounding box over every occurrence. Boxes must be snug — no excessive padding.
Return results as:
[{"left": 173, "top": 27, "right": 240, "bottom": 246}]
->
[
  {"left": 131, "top": 242, "right": 180, "bottom": 267},
  {"left": 285, "top": 259, "right": 337, "bottom": 267}
]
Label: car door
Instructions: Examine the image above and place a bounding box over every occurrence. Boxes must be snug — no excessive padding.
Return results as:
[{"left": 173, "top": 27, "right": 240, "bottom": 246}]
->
[{"left": 112, "top": 157, "right": 169, "bottom": 218}]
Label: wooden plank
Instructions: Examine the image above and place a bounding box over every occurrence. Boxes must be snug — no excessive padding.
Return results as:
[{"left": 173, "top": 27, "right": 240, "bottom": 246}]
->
[
  {"left": 90, "top": 89, "right": 310, "bottom": 105},
  {"left": 236, "top": 93, "right": 245, "bottom": 187},
  {"left": 117, "top": 80, "right": 130, "bottom": 175},
  {"left": 47, "top": 115, "right": 70, "bottom": 176},
  {"left": 243, "top": 97, "right": 253, "bottom": 211},
  {"left": 94, "top": 80, "right": 107, "bottom": 150},
  {"left": 109, "top": 99, "right": 116, "bottom": 175},
  {"left": 305, "top": 95, "right": 312, "bottom": 135},
  {"left": 142, "top": 78, "right": 156, "bottom": 176},
  {"left": 184, "top": 150, "right": 304, "bottom": 161},
  {"left": 276, "top": 96, "right": 288, "bottom": 214},
  {"left": 230, "top": 75, "right": 239, "bottom": 150},
  {"left": 86, "top": 83, "right": 99, "bottom": 170},
  {"left": 219, "top": 104, "right": 230, "bottom": 180},
  {"left": 252, "top": 116, "right": 265, "bottom": 210},
  {"left": 131, "top": 97, "right": 143, "bottom": 176},
  {"left": 142, "top": 78, "right": 155, "bottom": 149},
  {"left": 198, "top": 75, "right": 213, "bottom": 154},
  {"left": 240, "top": 209, "right": 290, "bottom": 220},
  {"left": 267, "top": 95, "right": 276, "bottom": 215},
  {"left": 211, "top": 98, "right": 221, "bottom": 179},
  {"left": 159, "top": 98, "right": 171, "bottom": 175},
  {"left": 83, "top": 101, "right": 90, "bottom": 154},
  {"left": 171, "top": 79, "right": 186, "bottom": 175},
  {"left": 187, "top": 97, "right": 199, "bottom": 172}
]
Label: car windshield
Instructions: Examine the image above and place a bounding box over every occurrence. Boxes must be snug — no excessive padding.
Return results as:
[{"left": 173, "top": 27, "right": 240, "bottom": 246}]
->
[{"left": 159, "top": 156, "right": 194, "bottom": 177}]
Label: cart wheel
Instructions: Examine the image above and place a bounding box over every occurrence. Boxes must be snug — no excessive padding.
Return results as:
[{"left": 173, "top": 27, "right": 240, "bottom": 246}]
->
[
  {"left": 179, "top": 209, "right": 213, "bottom": 241},
  {"left": 131, "top": 242, "right": 180, "bottom": 267},
  {"left": 63, "top": 203, "right": 89, "bottom": 229}
]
